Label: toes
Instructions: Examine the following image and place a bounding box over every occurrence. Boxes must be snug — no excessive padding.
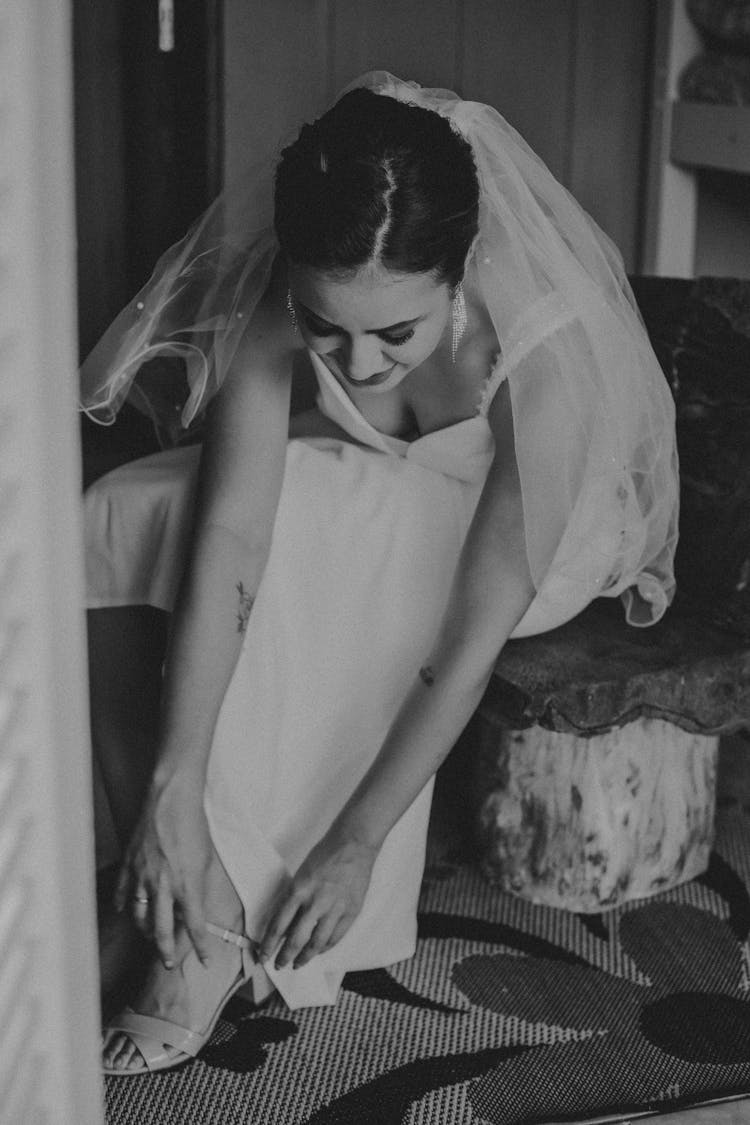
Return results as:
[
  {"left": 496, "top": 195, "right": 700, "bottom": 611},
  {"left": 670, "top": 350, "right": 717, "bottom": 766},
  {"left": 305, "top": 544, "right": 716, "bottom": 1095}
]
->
[
  {"left": 102, "top": 1030, "right": 186, "bottom": 1073},
  {"left": 101, "top": 1029, "right": 122, "bottom": 1068},
  {"left": 120, "top": 1040, "right": 146, "bottom": 1072},
  {"left": 102, "top": 1032, "right": 146, "bottom": 1072}
]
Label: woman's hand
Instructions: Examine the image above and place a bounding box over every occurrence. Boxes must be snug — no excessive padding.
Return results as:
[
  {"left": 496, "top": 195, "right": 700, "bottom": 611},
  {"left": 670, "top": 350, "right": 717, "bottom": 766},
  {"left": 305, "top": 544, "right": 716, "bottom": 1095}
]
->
[
  {"left": 114, "top": 771, "right": 213, "bottom": 968},
  {"left": 259, "top": 828, "right": 379, "bottom": 971}
]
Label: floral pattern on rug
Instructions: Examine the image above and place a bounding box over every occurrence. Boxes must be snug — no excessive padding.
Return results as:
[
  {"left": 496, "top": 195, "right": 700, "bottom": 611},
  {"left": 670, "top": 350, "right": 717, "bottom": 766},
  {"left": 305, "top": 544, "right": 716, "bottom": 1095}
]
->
[
  {"left": 199, "top": 1008, "right": 298, "bottom": 1075},
  {"left": 454, "top": 897, "right": 750, "bottom": 1123},
  {"left": 104, "top": 806, "right": 750, "bottom": 1125}
]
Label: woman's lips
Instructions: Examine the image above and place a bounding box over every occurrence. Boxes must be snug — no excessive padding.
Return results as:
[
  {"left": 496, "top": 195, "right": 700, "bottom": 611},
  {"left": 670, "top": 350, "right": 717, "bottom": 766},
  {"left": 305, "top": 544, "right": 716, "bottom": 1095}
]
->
[{"left": 340, "top": 364, "right": 395, "bottom": 388}]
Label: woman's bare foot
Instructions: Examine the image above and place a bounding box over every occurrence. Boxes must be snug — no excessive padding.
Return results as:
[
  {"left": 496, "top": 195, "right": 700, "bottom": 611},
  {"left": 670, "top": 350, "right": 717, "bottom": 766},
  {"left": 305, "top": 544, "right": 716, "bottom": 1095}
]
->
[{"left": 102, "top": 850, "right": 246, "bottom": 1073}]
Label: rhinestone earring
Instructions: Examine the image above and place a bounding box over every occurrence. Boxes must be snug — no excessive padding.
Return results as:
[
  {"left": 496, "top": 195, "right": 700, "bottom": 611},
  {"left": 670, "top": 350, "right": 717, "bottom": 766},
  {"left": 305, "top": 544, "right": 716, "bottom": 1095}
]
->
[
  {"left": 451, "top": 282, "right": 467, "bottom": 363},
  {"left": 286, "top": 289, "right": 299, "bottom": 334}
]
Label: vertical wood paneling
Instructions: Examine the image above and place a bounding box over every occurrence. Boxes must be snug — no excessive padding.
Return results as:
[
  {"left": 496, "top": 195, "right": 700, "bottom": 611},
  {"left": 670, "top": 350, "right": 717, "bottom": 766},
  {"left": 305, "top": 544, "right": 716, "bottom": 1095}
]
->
[
  {"left": 461, "top": 0, "right": 575, "bottom": 181},
  {"left": 223, "top": 0, "right": 653, "bottom": 272},
  {"left": 73, "top": 0, "right": 128, "bottom": 358},
  {"left": 330, "top": 0, "right": 457, "bottom": 96},
  {"left": 223, "top": 0, "right": 331, "bottom": 192},
  {"left": 121, "top": 1, "right": 217, "bottom": 291},
  {"left": 569, "top": 0, "right": 653, "bottom": 271},
  {"left": 75, "top": 1, "right": 220, "bottom": 357},
  {"left": 206, "top": 0, "right": 224, "bottom": 198}
]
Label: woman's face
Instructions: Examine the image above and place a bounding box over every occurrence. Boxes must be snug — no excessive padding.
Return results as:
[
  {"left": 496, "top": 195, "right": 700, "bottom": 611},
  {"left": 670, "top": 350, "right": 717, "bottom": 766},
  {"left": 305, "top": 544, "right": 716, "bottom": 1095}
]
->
[{"left": 288, "top": 264, "right": 452, "bottom": 395}]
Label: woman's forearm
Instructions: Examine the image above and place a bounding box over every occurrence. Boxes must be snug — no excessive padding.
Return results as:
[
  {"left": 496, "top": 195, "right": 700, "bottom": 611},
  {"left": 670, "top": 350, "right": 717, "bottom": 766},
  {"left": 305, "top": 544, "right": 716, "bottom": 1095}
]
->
[
  {"left": 146, "top": 318, "right": 293, "bottom": 791},
  {"left": 332, "top": 575, "right": 534, "bottom": 850},
  {"left": 331, "top": 383, "right": 537, "bottom": 850},
  {"left": 151, "top": 520, "right": 270, "bottom": 787}
]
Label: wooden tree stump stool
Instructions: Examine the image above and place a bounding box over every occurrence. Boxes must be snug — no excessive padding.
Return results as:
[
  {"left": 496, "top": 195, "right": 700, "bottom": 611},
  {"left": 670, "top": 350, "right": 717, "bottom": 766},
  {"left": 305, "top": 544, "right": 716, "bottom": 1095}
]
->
[{"left": 475, "top": 712, "right": 718, "bottom": 912}]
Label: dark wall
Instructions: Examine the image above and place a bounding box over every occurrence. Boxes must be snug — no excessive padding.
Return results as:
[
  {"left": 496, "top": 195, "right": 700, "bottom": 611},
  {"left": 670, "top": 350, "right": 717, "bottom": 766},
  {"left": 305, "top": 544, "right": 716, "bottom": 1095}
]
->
[{"left": 73, "top": 0, "right": 222, "bottom": 360}]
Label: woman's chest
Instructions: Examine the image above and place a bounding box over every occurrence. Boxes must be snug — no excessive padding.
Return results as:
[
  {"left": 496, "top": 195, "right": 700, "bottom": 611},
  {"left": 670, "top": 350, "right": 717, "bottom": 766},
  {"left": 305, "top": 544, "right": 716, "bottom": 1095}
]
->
[{"left": 350, "top": 353, "right": 497, "bottom": 439}]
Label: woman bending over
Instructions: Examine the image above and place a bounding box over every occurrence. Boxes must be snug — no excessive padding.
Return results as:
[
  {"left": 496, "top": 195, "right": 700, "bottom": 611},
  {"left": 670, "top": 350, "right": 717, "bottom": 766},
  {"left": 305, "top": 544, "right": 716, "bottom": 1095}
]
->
[{"left": 81, "top": 73, "right": 678, "bottom": 1074}]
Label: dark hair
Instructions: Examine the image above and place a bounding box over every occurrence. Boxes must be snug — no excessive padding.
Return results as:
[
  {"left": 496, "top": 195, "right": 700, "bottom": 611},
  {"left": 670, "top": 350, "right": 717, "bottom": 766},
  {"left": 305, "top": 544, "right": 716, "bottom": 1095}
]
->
[{"left": 273, "top": 88, "right": 479, "bottom": 289}]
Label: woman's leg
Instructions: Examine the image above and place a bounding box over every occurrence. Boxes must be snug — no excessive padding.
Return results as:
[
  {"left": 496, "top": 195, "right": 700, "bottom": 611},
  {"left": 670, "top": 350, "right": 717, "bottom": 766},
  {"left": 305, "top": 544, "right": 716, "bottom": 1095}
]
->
[
  {"left": 88, "top": 605, "right": 168, "bottom": 845},
  {"left": 102, "top": 848, "right": 247, "bottom": 1072},
  {"left": 89, "top": 606, "right": 168, "bottom": 1004},
  {"left": 89, "top": 608, "right": 252, "bottom": 1069}
]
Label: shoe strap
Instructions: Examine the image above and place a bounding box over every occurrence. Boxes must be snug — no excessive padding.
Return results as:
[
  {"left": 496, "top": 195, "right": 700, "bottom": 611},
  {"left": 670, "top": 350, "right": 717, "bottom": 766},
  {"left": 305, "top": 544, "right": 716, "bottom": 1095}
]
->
[
  {"left": 206, "top": 921, "right": 254, "bottom": 951},
  {"left": 109, "top": 1009, "right": 205, "bottom": 1059}
]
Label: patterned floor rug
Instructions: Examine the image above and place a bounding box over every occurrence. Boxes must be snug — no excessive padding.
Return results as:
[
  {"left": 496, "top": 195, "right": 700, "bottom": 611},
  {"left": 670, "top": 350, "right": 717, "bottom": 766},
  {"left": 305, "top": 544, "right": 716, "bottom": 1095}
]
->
[{"left": 104, "top": 798, "right": 750, "bottom": 1125}]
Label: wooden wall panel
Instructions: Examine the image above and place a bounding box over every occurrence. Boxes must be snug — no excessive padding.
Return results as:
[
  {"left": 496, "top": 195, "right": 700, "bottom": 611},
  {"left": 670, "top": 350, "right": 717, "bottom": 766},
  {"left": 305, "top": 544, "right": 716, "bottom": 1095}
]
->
[
  {"left": 75, "top": 1, "right": 221, "bottom": 359},
  {"left": 569, "top": 0, "right": 653, "bottom": 271},
  {"left": 223, "top": 0, "right": 330, "bottom": 192},
  {"left": 73, "top": 0, "right": 128, "bottom": 357},
  {"left": 223, "top": 0, "right": 652, "bottom": 269},
  {"left": 121, "top": 1, "right": 216, "bottom": 290},
  {"left": 329, "top": 0, "right": 457, "bottom": 97},
  {"left": 460, "top": 0, "right": 575, "bottom": 182},
  {"left": 641, "top": 0, "right": 700, "bottom": 277}
]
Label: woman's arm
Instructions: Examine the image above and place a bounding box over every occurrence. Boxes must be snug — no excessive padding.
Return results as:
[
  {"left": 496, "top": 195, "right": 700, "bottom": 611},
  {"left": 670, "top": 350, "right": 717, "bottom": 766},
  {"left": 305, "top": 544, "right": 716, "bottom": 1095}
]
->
[
  {"left": 151, "top": 306, "right": 292, "bottom": 782},
  {"left": 117, "top": 281, "right": 294, "bottom": 965},
  {"left": 260, "top": 382, "right": 537, "bottom": 969}
]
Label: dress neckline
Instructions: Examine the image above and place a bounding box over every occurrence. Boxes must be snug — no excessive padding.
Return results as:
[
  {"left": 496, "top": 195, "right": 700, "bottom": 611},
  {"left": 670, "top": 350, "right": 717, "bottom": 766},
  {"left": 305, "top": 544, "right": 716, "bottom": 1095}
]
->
[
  {"left": 308, "top": 349, "right": 503, "bottom": 448},
  {"left": 309, "top": 352, "right": 491, "bottom": 452},
  {"left": 309, "top": 351, "right": 496, "bottom": 484}
]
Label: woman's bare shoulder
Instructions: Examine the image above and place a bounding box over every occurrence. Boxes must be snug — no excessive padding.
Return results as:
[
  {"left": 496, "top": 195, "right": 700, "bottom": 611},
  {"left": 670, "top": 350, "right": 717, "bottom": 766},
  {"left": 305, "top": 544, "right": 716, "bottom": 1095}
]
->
[
  {"left": 232, "top": 253, "right": 297, "bottom": 370},
  {"left": 203, "top": 258, "right": 296, "bottom": 432}
]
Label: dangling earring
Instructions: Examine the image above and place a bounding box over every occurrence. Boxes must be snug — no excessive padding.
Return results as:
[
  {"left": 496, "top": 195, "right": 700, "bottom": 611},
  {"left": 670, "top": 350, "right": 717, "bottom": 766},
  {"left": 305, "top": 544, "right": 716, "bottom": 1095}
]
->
[
  {"left": 451, "top": 282, "right": 467, "bottom": 364},
  {"left": 286, "top": 289, "right": 299, "bottom": 334}
]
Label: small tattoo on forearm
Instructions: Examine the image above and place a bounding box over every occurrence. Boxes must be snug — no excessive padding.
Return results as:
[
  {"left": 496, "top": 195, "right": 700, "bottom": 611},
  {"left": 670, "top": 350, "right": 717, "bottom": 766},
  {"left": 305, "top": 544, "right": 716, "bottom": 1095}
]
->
[
  {"left": 419, "top": 666, "right": 435, "bottom": 687},
  {"left": 236, "top": 581, "right": 255, "bottom": 633}
]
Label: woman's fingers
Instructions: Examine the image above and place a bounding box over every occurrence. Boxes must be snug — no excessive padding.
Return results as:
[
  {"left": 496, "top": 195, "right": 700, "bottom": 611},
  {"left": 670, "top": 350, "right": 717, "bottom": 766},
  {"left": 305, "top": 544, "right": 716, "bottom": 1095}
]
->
[
  {"left": 274, "top": 905, "right": 319, "bottom": 970},
  {"left": 131, "top": 894, "right": 151, "bottom": 937},
  {"left": 259, "top": 892, "right": 304, "bottom": 965},
  {"left": 326, "top": 915, "right": 353, "bottom": 952},
  {"left": 260, "top": 836, "right": 377, "bottom": 971},
  {"left": 113, "top": 860, "right": 133, "bottom": 914},
  {"left": 265, "top": 889, "right": 351, "bottom": 970},
  {"left": 292, "top": 909, "right": 345, "bottom": 969},
  {"left": 152, "top": 879, "right": 177, "bottom": 967},
  {"left": 123, "top": 864, "right": 151, "bottom": 936},
  {"left": 181, "top": 888, "right": 211, "bottom": 966}
]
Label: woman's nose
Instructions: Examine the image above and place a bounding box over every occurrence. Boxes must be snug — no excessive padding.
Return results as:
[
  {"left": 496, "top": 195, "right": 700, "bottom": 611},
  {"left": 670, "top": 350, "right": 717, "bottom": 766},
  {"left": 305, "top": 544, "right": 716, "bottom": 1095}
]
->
[{"left": 344, "top": 336, "right": 386, "bottom": 381}]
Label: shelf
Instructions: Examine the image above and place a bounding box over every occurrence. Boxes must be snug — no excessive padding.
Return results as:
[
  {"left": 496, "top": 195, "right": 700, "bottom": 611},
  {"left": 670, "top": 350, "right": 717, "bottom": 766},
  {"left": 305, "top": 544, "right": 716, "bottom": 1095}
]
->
[{"left": 670, "top": 101, "right": 750, "bottom": 175}]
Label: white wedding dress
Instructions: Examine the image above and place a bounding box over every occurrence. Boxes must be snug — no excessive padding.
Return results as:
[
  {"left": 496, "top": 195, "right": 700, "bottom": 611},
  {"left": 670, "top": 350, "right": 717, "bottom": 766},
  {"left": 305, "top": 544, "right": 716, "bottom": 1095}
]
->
[{"left": 85, "top": 351, "right": 620, "bottom": 1009}]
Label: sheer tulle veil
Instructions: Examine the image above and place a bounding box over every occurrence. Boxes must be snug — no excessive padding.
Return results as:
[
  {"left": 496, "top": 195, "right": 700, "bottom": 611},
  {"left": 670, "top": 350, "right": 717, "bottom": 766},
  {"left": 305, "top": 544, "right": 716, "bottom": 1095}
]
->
[{"left": 79, "top": 71, "right": 679, "bottom": 626}]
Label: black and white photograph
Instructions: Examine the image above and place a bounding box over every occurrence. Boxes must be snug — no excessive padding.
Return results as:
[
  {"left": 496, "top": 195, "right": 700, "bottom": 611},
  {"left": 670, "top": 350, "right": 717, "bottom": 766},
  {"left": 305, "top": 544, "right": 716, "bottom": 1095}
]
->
[{"left": 3, "top": 1, "right": 750, "bottom": 1121}]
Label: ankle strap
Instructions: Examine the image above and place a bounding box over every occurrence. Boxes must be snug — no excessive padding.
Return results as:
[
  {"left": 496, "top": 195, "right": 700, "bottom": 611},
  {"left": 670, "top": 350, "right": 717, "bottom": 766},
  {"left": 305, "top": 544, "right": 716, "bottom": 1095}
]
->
[{"left": 206, "top": 921, "right": 253, "bottom": 950}]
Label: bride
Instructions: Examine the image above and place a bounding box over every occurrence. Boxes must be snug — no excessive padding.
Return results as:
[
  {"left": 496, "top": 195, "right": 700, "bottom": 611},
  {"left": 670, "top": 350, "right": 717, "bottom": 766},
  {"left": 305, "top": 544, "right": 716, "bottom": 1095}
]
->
[{"left": 81, "top": 73, "right": 678, "bottom": 1074}]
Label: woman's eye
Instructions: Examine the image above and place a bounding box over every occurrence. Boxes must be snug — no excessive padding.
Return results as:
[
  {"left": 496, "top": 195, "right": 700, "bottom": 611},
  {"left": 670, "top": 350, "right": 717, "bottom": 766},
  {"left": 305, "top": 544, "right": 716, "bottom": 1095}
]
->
[
  {"left": 302, "top": 316, "right": 414, "bottom": 347},
  {"left": 303, "top": 316, "right": 337, "bottom": 338},
  {"left": 380, "top": 329, "right": 415, "bottom": 347}
]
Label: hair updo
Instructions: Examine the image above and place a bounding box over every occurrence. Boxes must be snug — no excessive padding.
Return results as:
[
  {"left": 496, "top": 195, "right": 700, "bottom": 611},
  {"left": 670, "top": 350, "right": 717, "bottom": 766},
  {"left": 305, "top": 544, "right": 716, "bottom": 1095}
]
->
[{"left": 273, "top": 88, "right": 479, "bottom": 290}]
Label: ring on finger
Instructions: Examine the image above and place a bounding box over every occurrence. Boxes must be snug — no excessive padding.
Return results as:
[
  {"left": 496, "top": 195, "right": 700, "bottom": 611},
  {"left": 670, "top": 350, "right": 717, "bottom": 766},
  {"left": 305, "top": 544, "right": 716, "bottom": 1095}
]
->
[{"left": 132, "top": 894, "right": 149, "bottom": 905}]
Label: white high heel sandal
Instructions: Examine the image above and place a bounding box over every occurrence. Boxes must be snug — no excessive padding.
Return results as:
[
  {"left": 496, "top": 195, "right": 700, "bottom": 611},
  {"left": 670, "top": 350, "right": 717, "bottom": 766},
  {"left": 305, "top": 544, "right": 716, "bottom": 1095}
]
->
[{"left": 103, "top": 921, "right": 256, "bottom": 1075}]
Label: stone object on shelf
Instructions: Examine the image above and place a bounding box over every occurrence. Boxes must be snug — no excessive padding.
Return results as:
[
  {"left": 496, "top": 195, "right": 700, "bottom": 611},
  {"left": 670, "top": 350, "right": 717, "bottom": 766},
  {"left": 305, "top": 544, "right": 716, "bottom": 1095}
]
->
[
  {"left": 687, "top": 0, "right": 750, "bottom": 51},
  {"left": 679, "top": 51, "right": 750, "bottom": 104}
]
